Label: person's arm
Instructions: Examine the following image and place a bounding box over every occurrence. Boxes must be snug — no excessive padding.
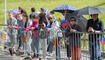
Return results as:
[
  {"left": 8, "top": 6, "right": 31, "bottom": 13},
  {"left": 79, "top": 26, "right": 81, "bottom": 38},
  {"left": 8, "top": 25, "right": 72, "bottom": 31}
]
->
[
  {"left": 12, "top": 18, "right": 17, "bottom": 28},
  {"left": 76, "top": 25, "right": 82, "bottom": 32},
  {"left": 7, "top": 19, "right": 10, "bottom": 26},
  {"left": 65, "top": 25, "right": 72, "bottom": 37},
  {"left": 95, "top": 20, "right": 104, "bottom": 33},
  {"left": 47, "top": 21, "right": 59, "bottom": 31},
  {"left": 86, "top": 20, "right": 90, "bottom": 32}
]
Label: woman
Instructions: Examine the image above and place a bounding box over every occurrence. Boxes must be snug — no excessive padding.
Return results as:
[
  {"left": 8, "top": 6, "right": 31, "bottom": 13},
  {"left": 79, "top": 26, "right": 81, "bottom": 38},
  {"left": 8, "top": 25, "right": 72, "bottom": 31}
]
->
[
  {"left": 86, "top": 14, "right": 104, "bottom": 60},
  {"left": 23, "top": 14, "right": 32, "bottom": 57}
]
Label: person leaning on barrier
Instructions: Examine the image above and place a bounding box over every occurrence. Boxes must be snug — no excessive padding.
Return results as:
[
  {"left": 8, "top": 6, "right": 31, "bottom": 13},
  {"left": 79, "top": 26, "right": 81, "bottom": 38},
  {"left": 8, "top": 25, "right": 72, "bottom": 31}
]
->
[
  {"left": 46, "top": 14, "right": 62, "bottom": 60},
  {"left": 7, "top": 12, "right": 17, "bottom": 56},
  {"left": 86, "top": 14, "right": 104, "bottom": 60},
  {"left": 65, "top": 17, "right": 82, "bottom": 60},
  {"left": 29, "top": 14, "right": 39, "bottom": 59}
]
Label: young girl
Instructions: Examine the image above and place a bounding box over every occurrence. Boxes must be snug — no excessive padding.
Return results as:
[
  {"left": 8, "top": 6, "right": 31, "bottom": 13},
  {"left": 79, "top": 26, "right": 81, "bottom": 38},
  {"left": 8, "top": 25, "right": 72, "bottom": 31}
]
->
[
  {"left": 7, "top": 12, "right": 17, "bottom": 56},
  {"left": 30, "top": 15, "right": 39, "bottom": 60},
  {"left": 23, "top": 14, "right": 32, "bottom": 57}
]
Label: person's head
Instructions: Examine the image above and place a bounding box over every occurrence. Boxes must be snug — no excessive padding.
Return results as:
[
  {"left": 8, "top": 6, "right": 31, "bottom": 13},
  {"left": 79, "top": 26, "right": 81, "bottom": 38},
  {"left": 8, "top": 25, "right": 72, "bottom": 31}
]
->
[
  {"left": 8, "top": 12, "right": 14, "bottom": 19},
  {"left": 23, "top": 14, "right": 28, "bottom": 22},
  {"left": 40, "top": 8, "right": 45, "bottom": 13},
  {"left": 48, "top": 14, "right": 54, "bottom": 23},
  {"left": 18, "top": 7, "right": 22, "bottom": 10},
  {"left": 17, "top": 14, "right": 23, "bottom": 20},
  {"left": 32, "top": 15, "right": 38, "bottom": 21},
  {"left": 69, "top": 17, "right": 76, "bottom": 25},
  {"left": 31, "top": 8, "right": 35, "bottom": 12},
  {"left": 50, "top": 11, "right": 55, "bottom": 15},
  {"left": 90, "top": 14, "right": 98, "bottom": 21}
]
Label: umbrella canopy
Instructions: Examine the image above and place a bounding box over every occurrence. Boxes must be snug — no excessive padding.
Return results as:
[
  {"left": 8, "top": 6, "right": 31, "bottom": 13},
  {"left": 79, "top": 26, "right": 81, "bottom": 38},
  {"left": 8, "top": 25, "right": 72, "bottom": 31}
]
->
[
  {"left": 77, "top": 6, "right": 105, "bottom": 16},
  {"left": 65, "top": 12, "right": 87, "bottom": 32},
  {"left": 53, "top": 5, "right": 78, "bottom": 13}
]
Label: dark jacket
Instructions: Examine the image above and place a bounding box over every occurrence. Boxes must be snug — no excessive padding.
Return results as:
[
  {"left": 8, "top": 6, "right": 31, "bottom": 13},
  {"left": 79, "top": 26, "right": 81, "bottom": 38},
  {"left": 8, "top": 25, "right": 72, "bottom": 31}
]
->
[
  {"left": 86, "top": 19, "right": 104, "bottom": 42},
  {"left": 86, "top": 19, "right": 104, "bottom": 33},
  {"left": 66, "top": 24, "right": 82, "bottom": 47}
]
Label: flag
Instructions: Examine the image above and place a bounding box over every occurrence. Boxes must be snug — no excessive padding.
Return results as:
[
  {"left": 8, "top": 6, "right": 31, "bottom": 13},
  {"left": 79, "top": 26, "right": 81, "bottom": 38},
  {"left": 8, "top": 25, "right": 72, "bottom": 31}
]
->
[
  {"left": 100, "top": 37, "right": 105, "bottom": 44},
  {"left": 60, "top": 20, "right": 70, "bottom": 28},
  {"left": 46, "top": 24, "right": 51, "bottom": 28},
  {"left": 21, "top": 28, "right": 24, "bottom": 33}
]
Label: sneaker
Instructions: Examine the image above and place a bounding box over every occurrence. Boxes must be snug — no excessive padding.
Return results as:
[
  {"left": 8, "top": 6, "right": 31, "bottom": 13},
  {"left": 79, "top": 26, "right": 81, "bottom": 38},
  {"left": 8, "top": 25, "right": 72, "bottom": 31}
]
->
[
  {"left": 9, "top": 48, "right": 13, "bottom": 56},
  {"left": 24, "top": 56, "right": 32, "bottom": 60}
]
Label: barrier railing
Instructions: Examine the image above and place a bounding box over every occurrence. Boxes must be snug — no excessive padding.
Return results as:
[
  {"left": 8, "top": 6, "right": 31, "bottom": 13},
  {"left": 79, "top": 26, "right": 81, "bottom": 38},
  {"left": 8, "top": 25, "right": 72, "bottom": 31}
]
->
[
  {"left": 0, "top": 26, "right": 105, "bottom": 60},
  {"left": 56, "top": 31, "right": 105, "bottom": 60}
]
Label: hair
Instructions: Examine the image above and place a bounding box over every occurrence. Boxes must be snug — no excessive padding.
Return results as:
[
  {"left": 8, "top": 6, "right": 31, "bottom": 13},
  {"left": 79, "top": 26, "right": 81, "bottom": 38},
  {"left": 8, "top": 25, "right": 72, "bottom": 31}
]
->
[
  {"left": 32, "top": 15, "right": 38, "bottom": 19},
  {"left": 8, "top": 12, "right": 13, "bottom": 15},
  {"left": 90, "top": 14, "right": 98, "bottom": 17},
  {"left": 50, "top": 11, "right": 55, "bottom": 14},
  {"left": 40, "top": 8, "right": 45, "bottom": 12},
  {"left": 18, "top": 6, "right": 22, "bottom": 10},
  {"left": 18, "top": 7, "right": 27, "bottom": 15},
  {"left": 23, "top": 14, "right": 28, "bottom": 28},
  {"left": 69, "top": 17, "right": 76, "bottom": 21},
  {"left": 31, "top": 8, "right": 35, "bottom": 12}
]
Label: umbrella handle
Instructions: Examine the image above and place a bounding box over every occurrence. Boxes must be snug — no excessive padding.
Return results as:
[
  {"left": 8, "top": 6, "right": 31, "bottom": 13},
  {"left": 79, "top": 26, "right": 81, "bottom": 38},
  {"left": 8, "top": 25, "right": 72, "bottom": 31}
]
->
[{"left": 64, "top": 10, "right": 67, "bottom": 18}]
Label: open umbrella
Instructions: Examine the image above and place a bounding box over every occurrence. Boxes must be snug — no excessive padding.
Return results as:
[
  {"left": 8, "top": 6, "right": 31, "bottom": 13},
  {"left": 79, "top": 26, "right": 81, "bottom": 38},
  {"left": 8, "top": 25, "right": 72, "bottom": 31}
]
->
[
  {"left": 77, "top": 6, "right": 105, "bottom": 16},
  {"left": 53, "top": 4, "right": 78, "bottom": 13}
]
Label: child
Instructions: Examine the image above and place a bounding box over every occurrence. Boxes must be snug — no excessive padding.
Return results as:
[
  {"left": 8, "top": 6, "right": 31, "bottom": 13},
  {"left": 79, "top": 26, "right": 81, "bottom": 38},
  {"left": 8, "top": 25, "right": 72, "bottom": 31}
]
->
[
  {"left": 17, "top": 14, "right": 24, "bottom": 50},
  {"left": 30, "top": 15, "right": 39, "bottom": 60},
  {"left": 7, "top": 12, "right": 17, "bottom": 56}
]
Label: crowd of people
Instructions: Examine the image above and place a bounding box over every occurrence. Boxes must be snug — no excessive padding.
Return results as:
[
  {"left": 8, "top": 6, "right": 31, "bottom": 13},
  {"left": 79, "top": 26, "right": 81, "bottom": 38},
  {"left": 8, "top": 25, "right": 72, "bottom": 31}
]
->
[{"left": 7, "top": 6, "right": 104, "bottom": 60}]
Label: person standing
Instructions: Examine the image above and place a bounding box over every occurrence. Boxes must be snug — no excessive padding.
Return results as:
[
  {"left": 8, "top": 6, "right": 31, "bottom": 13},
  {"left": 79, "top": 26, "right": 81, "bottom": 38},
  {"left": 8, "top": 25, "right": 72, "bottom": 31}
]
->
[
  {"left": 30, "top": 8, "right": 37, "bottom": 20},
  {"left": 7, "top": 12, "right": 17, "bottom": 56},
  {"left": 17, "top": 14, "right": 25, "bottom": 50},
  {"left": 30, "top": 15, "right": 39, "bottom": 60},
  {"left": 66, "top": 17, "right": 82, "bottom": 60},
  {"left": 47, "top": 14, "right": 62, "bottom": 60},
  {"left": 86, "top": 14, "right": 104, "bottom": 60}
]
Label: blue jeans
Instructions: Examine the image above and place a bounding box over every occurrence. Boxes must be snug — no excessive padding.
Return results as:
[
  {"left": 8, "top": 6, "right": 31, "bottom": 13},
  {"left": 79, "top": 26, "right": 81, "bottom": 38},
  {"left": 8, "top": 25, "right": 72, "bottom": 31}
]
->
[
  {"left": 89, "top": 37, "right": 103, "bottom": 60},
  {"left": 24, "top": 36, "right": 32, "bottom": 55},
  {"left": 31, "top": 37, "right": 39, "bottom": 58}
]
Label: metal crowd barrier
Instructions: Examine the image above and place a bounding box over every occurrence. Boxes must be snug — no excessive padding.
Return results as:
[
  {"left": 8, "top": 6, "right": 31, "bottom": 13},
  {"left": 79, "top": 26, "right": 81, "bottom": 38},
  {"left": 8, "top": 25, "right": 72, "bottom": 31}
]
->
[
  {"left": 56, "top": 31, "right": 105, "bottom": 60},
  {"left": 0, "top": 26, "right": 105, "bottom": 60}
]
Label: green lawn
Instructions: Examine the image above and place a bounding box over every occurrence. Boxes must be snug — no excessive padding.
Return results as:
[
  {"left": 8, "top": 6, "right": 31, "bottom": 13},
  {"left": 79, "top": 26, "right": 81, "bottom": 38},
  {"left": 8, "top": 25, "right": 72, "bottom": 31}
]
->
[{"left": 0, "top": 0, "right": 105, "bottom": 26}]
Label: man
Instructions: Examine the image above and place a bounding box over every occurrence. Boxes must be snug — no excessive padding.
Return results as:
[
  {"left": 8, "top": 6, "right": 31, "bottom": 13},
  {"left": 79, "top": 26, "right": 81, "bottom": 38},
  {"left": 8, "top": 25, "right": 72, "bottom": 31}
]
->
[
  {"left": 66, "top": 17, "right": 82, "bottom": 60},
  {"left": 86, "top": 14, "right": 104, "bottom": 60}
]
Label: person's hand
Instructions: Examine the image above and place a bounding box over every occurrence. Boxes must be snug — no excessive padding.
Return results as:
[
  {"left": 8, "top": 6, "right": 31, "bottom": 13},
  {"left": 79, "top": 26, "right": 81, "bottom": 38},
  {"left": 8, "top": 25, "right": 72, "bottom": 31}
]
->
[
  {"left": 31, "top": 27, "right": 35, "bottom": 30},
  {"left": 44, "top": 28, "right": 48, "bottom": 31},
  {"left": 12, "top": 26, "right": 15, "bottom": 28},
  {"left": 88, "top": 27, "right": 94, "bottom": 32},
  {"left": 66, "top": 42, "right": 69, "bottom": 45},
  {"left": 70, "top": 29, "right": 77, "bottom": 32}
]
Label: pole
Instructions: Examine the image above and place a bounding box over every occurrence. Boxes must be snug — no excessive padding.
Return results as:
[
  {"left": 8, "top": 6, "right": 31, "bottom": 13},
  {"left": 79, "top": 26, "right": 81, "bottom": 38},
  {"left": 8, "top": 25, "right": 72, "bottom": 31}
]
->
[{"left": 4, "top": 0, "right": 6, "bottom": 24}]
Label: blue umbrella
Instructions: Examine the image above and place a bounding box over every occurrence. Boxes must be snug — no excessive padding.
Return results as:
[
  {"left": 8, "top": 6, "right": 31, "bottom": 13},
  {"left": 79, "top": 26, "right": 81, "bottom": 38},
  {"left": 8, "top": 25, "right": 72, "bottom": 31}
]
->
[{"left": 53, "top": 4, "right": 78, "bottom": 13}]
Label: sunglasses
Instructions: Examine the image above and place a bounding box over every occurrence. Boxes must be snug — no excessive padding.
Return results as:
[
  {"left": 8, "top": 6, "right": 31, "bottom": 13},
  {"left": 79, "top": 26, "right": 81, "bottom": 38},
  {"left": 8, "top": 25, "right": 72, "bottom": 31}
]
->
[
  {"left": 48, "top": 18, "right": 53, "bottom": 20},
  {"left": 70, "top": 19, "right": 76, "bottom": 21}
]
